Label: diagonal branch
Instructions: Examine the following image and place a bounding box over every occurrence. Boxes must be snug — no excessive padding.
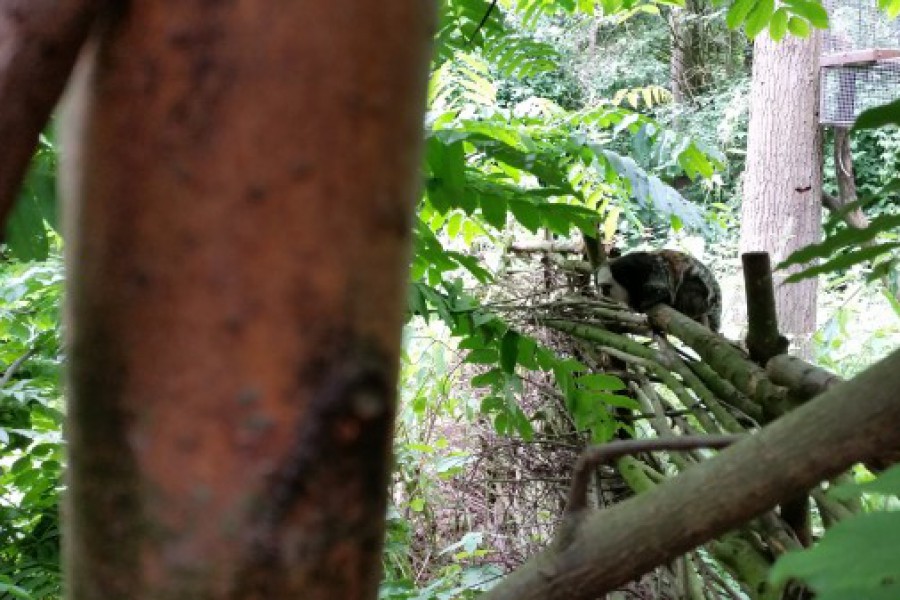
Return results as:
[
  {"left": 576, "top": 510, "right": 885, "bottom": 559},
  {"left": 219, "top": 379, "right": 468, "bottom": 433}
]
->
[{"left": 0, "top": 0, "right": 105, "bottom": 226}]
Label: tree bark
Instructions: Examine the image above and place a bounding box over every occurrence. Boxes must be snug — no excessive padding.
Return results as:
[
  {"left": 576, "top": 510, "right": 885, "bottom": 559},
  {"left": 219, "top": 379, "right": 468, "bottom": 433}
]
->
[
  {"left": 60, "top": 3, "right": 433, "bottom": 598},
  {"left": 740, "top": 32, "right": 823, "bottom": 354},
  {"left": 0, "top": 0, "right": 104, "bottom": 228}
]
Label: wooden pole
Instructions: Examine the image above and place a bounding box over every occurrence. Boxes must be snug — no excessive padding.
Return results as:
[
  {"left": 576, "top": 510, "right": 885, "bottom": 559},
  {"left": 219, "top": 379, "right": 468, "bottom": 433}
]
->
[{"left": 60, "top": 3, "right": 433, "bottom": 597}]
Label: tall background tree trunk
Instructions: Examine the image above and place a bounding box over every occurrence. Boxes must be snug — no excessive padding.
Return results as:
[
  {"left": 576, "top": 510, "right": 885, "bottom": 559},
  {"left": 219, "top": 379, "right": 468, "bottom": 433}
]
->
[
  {"left": 739, "top": 32, "right": 823, "bottom": 354},
  {"left": 669, "top": 0, "right": 708, "bottom": 104},
  {"left": 60, "top": 3, "right": 433, "bottom": 598}
]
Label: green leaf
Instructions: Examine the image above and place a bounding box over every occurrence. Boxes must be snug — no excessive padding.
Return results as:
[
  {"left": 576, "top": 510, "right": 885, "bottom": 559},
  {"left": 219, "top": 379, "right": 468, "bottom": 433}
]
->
[
  {"left": 535, "top": 347, "right": 557, "bottom": 371},
  {"left": 446, "top": 212, "right": 464, "bottom": 238},
  {"left": 480, "top": 395, "right": 504, "bottom": 413},
  {"left": 784, "top": 243, "right": 900, "bottom": 283},
  {"left": 509, "top": 199, "right": 542, "bottom": 233},
  {"left": 577, "top": 373, "right": 626, "bottom": 391},
  {"left": 5, "top": 194, "right": 50, "bottom": 261},
  {"left": 859, "top": 463, "right": 900, "bottom": 495},
  {"left": 880, "top": 0, "right": 900, "bottom": 19},
  {"left": 493, "top": 411, "right": 509, "bottom": 435},
  {"left": 450, "top": 252, "right": 493, "bottom": 283},
  {"left": 425, "top": 139, "right": 467, "bottom": 214},
  {"left": 783, "top": 0, "right": 829, "bottom": 29},
  {"left": 726, "top": 0, "right": 757, "bottom": 29},
  {"left": 770, "top": 512, "right": 900, "bottom": 597},
  {"left": 465, "top": 348, "right": 500, "bottom": 364},
  {"left": 479, "top": 194, "right": 508, "bottom": 229},
  {"left": 786, "top": 15, "right": 810, "bottom": 37},
  {"left": 769, "top": 7, "right": 789, "bottom": 40},
  {"left": 407, "top": 284, "right": 428, "bottom": 319},
  {"left": 854, "top": 98, "right": 900, "bottom": 130},
  {"left": 745, "top": 0, "right": 775, "bottom": 39},
  {"left": 471, "top": 368, "right": 504, "bottom": 388},
  {"left": 500, "top": 330, "right": 520, "bottom": 374},
  {"left": 540, "top": 204, "right": 574, "bottom": 235},
  {"left": 0, "top": 582, "right": 34, "bottom": 599},
  {"left": 516, "top": 336, "right": 539, "bottom": 370}
]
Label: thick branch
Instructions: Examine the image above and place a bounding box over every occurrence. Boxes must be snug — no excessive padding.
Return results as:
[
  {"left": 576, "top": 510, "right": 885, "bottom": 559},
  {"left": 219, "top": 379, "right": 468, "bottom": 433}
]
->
[
  {"left": 483, "top": 349, "right": 900, "bottom": 600},
  {"left": 0, "top": 0, "right": 104, "bottom": 226},
  {"left": 766, "top": 354, "right": 842, "bottom": 401},
  {"left": 564, "top": 435, "right": 740, "bottom": 514},
  {"left": 769, "top": 354, "right": 900, "bottom": 471},
  {"left": 646, "top": 304, "right": 791, "bottom": 417},
  {"left": 510, "top": 240, "right": 582, "bottom": 254}
]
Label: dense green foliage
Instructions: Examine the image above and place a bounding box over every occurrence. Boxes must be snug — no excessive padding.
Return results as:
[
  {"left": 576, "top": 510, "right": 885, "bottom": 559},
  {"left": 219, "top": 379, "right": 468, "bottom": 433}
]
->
[{"left": 0, "top": 257, "right": 64, "bottom": 598}]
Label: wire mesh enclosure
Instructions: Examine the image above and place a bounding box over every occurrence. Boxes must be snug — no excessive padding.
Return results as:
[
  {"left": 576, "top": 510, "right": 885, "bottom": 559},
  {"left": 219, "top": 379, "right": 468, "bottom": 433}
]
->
[{"left": 820, "top": 0, "right": 900, "bottom": 126}]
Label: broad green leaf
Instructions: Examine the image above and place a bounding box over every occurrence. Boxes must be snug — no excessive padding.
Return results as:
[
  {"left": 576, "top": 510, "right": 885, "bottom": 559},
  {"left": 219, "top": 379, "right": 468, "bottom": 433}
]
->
[
  {"left": 783, "top": 0, "right": 829, "bottom": 29},
  {"left": 771, "top": 512, "right": 900, "bottom": 598},
  {"left": 426, "top": 139, "right": 467, "bottom": 214},
  {"left": 854, "top": 98, "right": 900, "bottom": 130},
  {"left": 479, "top": 195, "right": 508, "bottom": 229},
  {"left": 787, "top": 15, "right": 810, "bottom": 37},
  {"left": 509, "top": 199, "right": 542, "bottom": 232},
  {"left": 446, "top": 212, "right": 464, "bottom": 238},
  {"left": 493, "top": 411, "right": 509, "bottom": 435},
  {"left": 577, "top": 373, "right": 626, "bottom": 391},
  {"left": 480, "top": 395, "right": 504, "bottom": 413},
  {"left": 0, "top": 582, "right": 33, "bottom": 599},
  {"left": 5, "top": 194, "right": 50, "bottom": 262},
  {"left": 407, "top": 285, "right": 428, "bottom": 320},
  {"left": 500, "top": 330, "right": 520, "bottom": 374},
  {"left": 880, "top": 0, "right": 900, "bottom": 18},
  {"left": 769, "top": 7, "right": 789, "bottom": 40},
  {"left": 726, "top": 0, "right": 757, "bottom": 28},
  {"left": 540, "top": 204, "right": 575, "bottom": 235},
  {"left": 465, "top": 348, "right": 500, "bottom": 364},
  {"left": 745, "top": 0, "right": 775, "bottom": 38},
  {"left": 594, "top": 393, "right": 641, "bottom": 409},
  {"left": 535, "top": 347, "right": 557, "bottom": 371},
  {"left": 516, "top": 336, "right": 539, "bottom": 369}
]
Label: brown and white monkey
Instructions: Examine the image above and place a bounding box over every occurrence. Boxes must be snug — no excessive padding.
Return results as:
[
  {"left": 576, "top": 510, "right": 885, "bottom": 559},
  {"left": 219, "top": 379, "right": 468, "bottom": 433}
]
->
[{"left": 595, "top": 249, "right": 722, "bottom": 332}]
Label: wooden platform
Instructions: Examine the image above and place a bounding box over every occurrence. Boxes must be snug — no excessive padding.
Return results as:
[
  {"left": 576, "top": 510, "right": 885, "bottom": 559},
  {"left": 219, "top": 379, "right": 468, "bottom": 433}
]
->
[{"left": 821, "top": 48, "right": 900, "bottom": 67}]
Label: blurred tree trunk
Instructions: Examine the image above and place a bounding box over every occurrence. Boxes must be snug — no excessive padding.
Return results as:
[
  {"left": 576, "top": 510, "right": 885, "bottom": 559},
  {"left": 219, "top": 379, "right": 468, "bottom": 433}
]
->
[
  {"left": 60, "top": 2, "right": 433, "bottom": 598},
  {"left": 669, "top": 1, "right": 707, "bottom": 103},
  {"left": 739, "top": 32, "right": 822, "bottom": 355}
]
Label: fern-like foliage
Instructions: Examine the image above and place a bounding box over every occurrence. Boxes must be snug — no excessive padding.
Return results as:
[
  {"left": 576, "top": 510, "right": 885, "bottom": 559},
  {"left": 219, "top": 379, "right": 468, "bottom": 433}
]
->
[
  {"left": 434, "top": 0, "right": 561, "bottom": 79},
  {"left": 611, "top": 85, "right": 673, "bottom": 110},
  {"left": 483, "top": 33, "right": 560, "bottom": 79}
]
